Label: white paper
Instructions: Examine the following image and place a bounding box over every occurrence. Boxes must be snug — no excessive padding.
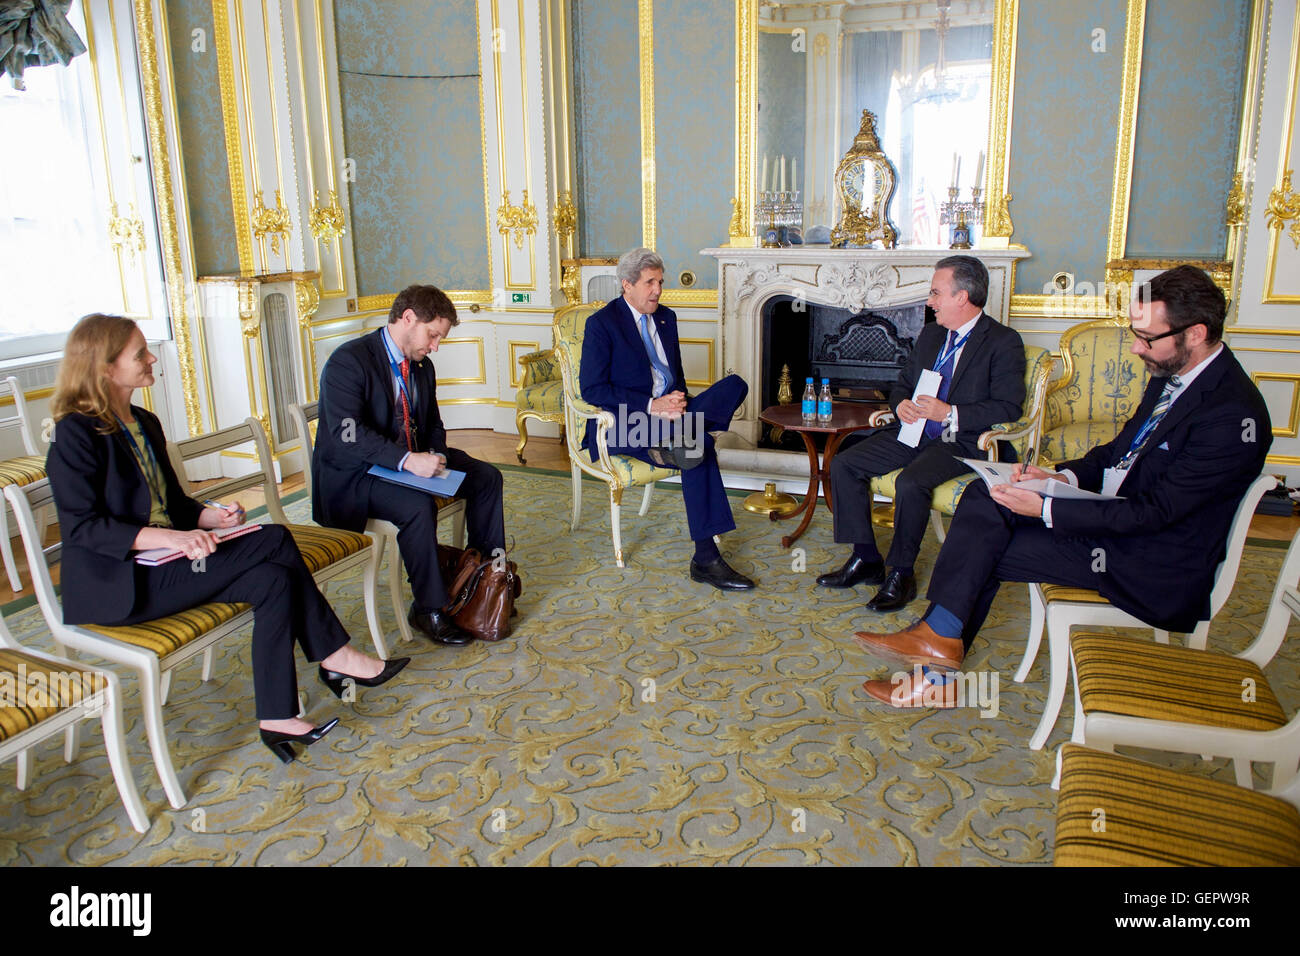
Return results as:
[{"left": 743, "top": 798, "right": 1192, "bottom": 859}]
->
[
  {"left": 959, "top": 459, "right": 1121, "bottom": 500},
  {"left": 896, "top": 368, "right": 943, "bottom": 448}
]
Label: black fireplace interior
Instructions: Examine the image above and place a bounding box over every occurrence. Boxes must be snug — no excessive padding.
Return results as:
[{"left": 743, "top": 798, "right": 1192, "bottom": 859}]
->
[{"left": 759, "top": 296, "right": 933, "bottom": 451}]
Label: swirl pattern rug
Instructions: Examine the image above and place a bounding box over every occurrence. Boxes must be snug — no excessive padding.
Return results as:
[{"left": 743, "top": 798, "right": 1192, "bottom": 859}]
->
[{"left": 2, "top": 468, "right": 1297, "bottom": 866}]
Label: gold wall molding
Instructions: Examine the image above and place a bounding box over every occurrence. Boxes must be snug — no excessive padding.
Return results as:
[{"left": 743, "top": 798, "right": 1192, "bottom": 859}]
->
[
  {"left": 1250, "top": 371, "right": 1300, "bottom": 437},
  {"left": 507, "top": 340, "right": 540, "bottom": 388},
  {"left": 1226, "top": 171, "right": 1246, "bottom": 228},
  {"left": 983, "top": 0, "right": 1019, "bottom": 238},
  {"left": 679, "top": 336, "right": 716, "bottom": 387},
  {"left": 1265, "top": 169, "right": 1300, "bottom": 248},
  {"left": 475, "top": 4, "right": 494, "bottom": 291},
  {"left": 1009, "top": 293, "right": 1115, "bottom": 322},
  {"left": 497, "top": 189, "right": 539, "bottom": 248},
  {"left": 309, "top": 188, "right": 346, "bottom": 241},
  {"left": 1227, "top": 326, "right": 1300, "bottom": 337},
  {"left": 134, "top": 0, "right": 201, "bottom": 434},
  {"left": 438, "top": 338, "right": 488, "bottom": 386},
  {"left": 107, "top": 201, "right": 146, "bottom": 262},
  {"left": 553, "top": 189, "right": 577, "bottom": 246},
  {"left": 728, "top": 0, "right": 757, "bottom": 246},
  {"left": 1263, "top": 5, "right": 1300, "bottom": 304},
  {"left": 637, "top": 0, "right": 656, "bottom": 249},
  {"left": 212, "top": 0, "right": 254, "bottom": 275},
  {"left": 560, "top": 261, "right": 581, "bottom": 305},
  {"left": 252, "top": 189, "right": 293, "bottom": 256},
  {"left": 661, "top": 289, "right": 719, "bottom": 308},
  {"left": 1228, "top": 0, "right": 1269, "bottom": 264},
  {"left": 1107, "top": 0, "right": 1146, "bottom": 264}
]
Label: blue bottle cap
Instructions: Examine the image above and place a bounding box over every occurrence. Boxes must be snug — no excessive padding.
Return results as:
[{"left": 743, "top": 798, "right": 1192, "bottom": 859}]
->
[
  {"left": 821, "top": 378, "right": 830, "bottom": 385},
  {"left": 805, "top": 377, "right": 813, "bottom": 383}
]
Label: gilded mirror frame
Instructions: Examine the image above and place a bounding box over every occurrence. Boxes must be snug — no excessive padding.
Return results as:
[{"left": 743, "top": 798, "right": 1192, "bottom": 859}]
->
[{"left": 728, "top": 0, "right": 1019, "bottom": 248}]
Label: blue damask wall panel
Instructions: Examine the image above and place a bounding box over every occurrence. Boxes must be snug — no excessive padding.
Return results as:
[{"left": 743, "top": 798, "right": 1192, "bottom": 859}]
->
[
  {"left": 572, "top": 0, "right": 641, "bottom": 258},
  {"left": 335, "top": 0, "right": 488, "bottom": 294},
  {"left": 166, "top": 0, "right": 235, "bottom": 276},
  {"left": 654, "top": 0, "right": 734, "bottom": 288},
  {"left": 1125, "top": 0, "right": 1249, "bottom": 258},
  {"left": 1008, "top": 0, "right": 1127, "bottom": 295}
]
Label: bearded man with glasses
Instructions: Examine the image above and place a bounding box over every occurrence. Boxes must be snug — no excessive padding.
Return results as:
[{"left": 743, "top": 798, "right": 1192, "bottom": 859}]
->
[{"left": 851, "top": 265, "right": 1273, "bottom": 710}]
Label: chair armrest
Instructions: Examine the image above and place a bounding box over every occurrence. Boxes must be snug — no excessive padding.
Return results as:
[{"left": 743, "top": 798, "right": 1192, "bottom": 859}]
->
[
  {"left": 868, "top": 409, "right": 895, "bottom": 427},
  {"left": 977, "top": 419, "right": 1037, "bottom": 463},
  {"left": 518, "top": 348, "right": 558, "bottom": 388}
]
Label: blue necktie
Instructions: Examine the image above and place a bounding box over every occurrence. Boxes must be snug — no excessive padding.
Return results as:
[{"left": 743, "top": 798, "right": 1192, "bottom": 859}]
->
[
  {"left": 1116, "top": 375, "right": 1181, "bottom": 470},
  {"left": 923, "top": 330, "right": 958, "bottom": 441},
  {"left": 638, "top": 313, "right": 672, "bottom": 396}
]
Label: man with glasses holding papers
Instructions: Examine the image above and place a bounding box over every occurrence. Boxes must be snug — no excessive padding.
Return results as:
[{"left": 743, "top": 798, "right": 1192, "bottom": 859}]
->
[
  {"left": 314, "top": 284, "right": 506, "bottom": 646},
  {"left": 853, "top": 265, "right": 1272, "bottom": 709}
]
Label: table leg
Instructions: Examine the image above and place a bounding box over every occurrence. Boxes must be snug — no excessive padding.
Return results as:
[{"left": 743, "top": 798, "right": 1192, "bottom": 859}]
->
[
  {"left": 821, "top": 432, "right": 848, "bottom": 514},
  {"left": 776, "top": 432, "right": 821, "bottom": 548}
]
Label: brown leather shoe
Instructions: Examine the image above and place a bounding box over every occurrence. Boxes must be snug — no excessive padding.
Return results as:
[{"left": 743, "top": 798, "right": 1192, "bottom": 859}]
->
[
  {"left": 852, "top": 620, "right": 964, "bottom": 670},
  {"left": 862, "top": 667, "right": 959, "bottom": 709}
]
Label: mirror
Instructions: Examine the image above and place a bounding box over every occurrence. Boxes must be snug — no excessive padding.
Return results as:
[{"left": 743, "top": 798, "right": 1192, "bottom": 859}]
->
[{"left": 756, "top": 0, "right": 995, "bottom": 246}]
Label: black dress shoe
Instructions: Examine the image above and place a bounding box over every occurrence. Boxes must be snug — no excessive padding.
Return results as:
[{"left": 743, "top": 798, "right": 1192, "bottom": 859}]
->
[
  {"left": 408, "top": 607, "right": 473, "bottom": 645},
  {"left": 260, "top": 718, "right": 339, "bottom": 764},
  {"left": 816, "top": 555, "right": 886, "bottom": 588},
  {"left": 318, "top": 657, "right": 411, "bottom": 699},
  {"left": 690, "top": 556, "right": 756, "bottom": 591},
  {"left": 865, "top": 569, "right": 918, "bottom": 612},
  {"left": 646, "top": 443, "right": 706, "bottom": 471}
]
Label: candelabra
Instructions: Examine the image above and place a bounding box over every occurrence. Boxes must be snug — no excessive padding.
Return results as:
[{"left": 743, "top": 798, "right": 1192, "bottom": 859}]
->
[
  {"left": 754, "top": 190, "right": 803, "bottom": 247},
  {"left": 939, "top": 185, "right": 985, "bottom": 249}
]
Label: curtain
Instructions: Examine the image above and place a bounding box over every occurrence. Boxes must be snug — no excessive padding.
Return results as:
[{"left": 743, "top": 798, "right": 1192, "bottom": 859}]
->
[{"left": 0, "top": 0, "right": 86, "bottom": 90}]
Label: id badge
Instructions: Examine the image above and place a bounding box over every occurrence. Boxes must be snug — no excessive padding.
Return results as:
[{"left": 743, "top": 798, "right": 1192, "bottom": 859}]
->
[{"left": 1101, "top": 467, "right": 1126, "bottom": 498}]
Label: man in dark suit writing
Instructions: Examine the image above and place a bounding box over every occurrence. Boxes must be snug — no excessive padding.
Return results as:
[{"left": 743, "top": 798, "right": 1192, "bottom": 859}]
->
[
  {"left": 855, "top": 265, "right": 1272, "bottom": 708},
  {"left": 580, "top": 247, "right": 756, "bottom": 590},
  {"left": 818, "top": 255, "right": 1026, "bottom": 613},
  {"left": 314, "top": 284, "right": 505, "bottom": 646}
]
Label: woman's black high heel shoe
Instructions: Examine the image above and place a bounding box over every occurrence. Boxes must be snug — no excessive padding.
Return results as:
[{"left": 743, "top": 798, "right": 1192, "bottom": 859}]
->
[
  {"left": 318, "top": 657, "right": 410, "bottom": 699},
  {"left": 260, "top": 718, "right": 340, "bottom": 764}
]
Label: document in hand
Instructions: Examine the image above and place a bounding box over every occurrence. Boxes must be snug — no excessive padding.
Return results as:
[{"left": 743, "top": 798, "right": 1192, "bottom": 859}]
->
[
  {"left": 133, "top": 522, "right": 263, "bottom": 566},
  {"left": 896, "top": 368, "right": 943, "bottom": 448},
  {"left": 959, "top": 459, "right": 1121, "bottom": 500},
  {"left": 367, "top": 464, "right": 466, "bottom": 497}
]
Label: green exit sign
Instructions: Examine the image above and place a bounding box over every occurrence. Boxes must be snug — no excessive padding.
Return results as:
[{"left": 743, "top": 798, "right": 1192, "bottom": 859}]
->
[{"left": 511, "top": 292, "right": 531, "bottom": 304}]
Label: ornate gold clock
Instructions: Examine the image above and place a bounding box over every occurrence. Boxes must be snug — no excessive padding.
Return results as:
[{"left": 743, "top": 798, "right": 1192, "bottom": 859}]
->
[{"left": 831, "top": 110, "right": 900, "bottom": 248}]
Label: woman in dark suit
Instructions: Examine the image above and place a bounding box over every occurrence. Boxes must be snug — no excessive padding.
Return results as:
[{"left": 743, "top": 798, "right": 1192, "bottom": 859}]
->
[{"left": 45, "top": 313, "right": 408, "bottom": 762}]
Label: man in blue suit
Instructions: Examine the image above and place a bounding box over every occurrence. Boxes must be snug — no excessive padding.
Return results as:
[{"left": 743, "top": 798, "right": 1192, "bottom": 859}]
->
[
  {"left": 580, "top": 247, "right": 755, "bottom": 590},
  {"left": 854, "top": 265, "right": 1272, "bottom": 708}
]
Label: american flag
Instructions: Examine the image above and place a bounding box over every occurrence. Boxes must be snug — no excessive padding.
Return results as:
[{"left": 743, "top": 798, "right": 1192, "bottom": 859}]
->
[{"left": 912, "top": 181, "right": 939, "bottom": 246}]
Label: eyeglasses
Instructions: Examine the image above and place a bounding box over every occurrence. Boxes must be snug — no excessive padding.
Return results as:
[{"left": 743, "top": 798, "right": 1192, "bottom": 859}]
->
[{"left": 1126, "top": 324, "right": 1184, "bottom": 347}]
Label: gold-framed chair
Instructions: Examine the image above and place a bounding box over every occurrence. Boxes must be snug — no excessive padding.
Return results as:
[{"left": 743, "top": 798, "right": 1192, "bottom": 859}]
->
[
  {"left": 287, "top": 400, "right": 466, "bottom": 652},
  {"left": 0, "top": 584, "right": 150, "bottom": 833},
  {"left": 0, "top": 374, "right": 50, "bottom": 593},
  {"left": 1062, "top": 527, "right": 1300, "bottom": 792},
  {"left": 514, "top": 343, "right": 564, "bottom": 465},
  {"left": 5, "top": 477, "right": 253, "bottom": 810},
  {"left": 868, "top": 343, "right": 1054, "bottom": 543},
  {"left": 552, "top": 301, "right": 678, "bottom": 568}
]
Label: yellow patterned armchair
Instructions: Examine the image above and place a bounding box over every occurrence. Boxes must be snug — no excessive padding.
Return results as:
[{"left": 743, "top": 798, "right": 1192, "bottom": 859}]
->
[
  {"left": 1038, "top": 318, "right": 1148, "bottom": 466},
  {"left": 552, "top": 302, "right": 678, "bottom": 567},
  {"left": 870, "top": 344, "right": 1054, "bottom": 541},
  {"left": 514, "top": 343, "right": 565, "bottom": 465}
]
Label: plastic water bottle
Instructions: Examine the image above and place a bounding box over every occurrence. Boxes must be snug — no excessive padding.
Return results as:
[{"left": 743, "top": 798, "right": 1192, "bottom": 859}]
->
[
  {"left": 817, "top": 378, "right": 833, "bottom": 423},
  {"left": 801, "top": 377, "right": 816, "bottom": 424}
]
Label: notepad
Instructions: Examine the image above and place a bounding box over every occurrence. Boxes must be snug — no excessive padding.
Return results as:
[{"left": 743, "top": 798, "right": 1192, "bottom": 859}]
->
[
  {"left": 896, "top": 368, "right": 943, "bottom": 448},
  {"left": 367, "top": 464, "right": 466, "bottom": 497},
  {"left": 133, "top": 522, "right": 263, "bottom": 566},
  {"left": 960, "top": 459, "right": 1120, "bottom": 500}
]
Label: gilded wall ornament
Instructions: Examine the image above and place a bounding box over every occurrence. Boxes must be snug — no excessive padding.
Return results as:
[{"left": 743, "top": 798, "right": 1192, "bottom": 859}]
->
[
  {"left": 309, "top": 189, "right": 346, "bottom": 241},
  {"left": 498, "top": 189, "right": 538, "bottom": 249},
  {"left": 560, "top": 262, "right": 581, "bottom": 305},
  {"left": 553, "top": 190, "right": 577, "bottom": 245},
  {"left": 1265, "top": 170, "right": 1300, "bottom": 249},
  {"left": 107, "top": 202, "right": 146, "bottom": 262},
  {"left": 252, "top": 190, "right": 292, "bottom": 256},
  {"left": 1225, "top": 171, "right": 1245, "bottom": 227}
]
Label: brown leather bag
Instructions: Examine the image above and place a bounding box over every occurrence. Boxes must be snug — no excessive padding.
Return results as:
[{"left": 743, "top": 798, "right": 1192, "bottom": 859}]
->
[{"left": 437, "top": 545, "right": 521, "bottom": 642}]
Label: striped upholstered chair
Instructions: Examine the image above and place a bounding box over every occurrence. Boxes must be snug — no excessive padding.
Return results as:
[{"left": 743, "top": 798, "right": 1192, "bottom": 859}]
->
[
  {"left": 1054, "top": 744, "right": 1300, "bottom": 866},
  {"left": 5, "top": 477, "right": 253, "bottom": 812},
  {"left": 1063, "top": 527, "right": 1300, "bottom": 792},
  {"left": 0, "top": 375, "right": 50, "bottom": 592},
  {"left": 869, "top": 344, "right": 1053, "bottom": 544},
  {"left": 553, "top": 301, "right": 680, "bottom": 568}
]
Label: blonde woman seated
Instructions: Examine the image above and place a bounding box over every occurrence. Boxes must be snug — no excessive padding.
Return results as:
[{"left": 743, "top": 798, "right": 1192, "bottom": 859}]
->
[{"left": 45, "top": 314, "right": 408, "bottom": 762}]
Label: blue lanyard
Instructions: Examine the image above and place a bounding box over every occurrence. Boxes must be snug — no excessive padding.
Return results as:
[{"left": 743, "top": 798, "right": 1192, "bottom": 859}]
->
[
  {"left": 932, "top": 329, "right": 973, "bottom": 371},
  {"left": 116, "top": 415, "right": 169, "bottom": 523},
  {"left": 389, "top": 356, "right": 414, "bottom": 410}
]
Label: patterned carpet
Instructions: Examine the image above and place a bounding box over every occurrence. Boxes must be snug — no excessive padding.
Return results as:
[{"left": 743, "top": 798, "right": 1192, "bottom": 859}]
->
[{"left": 1, "top": 467, "right": 1297, "bottom": 866}]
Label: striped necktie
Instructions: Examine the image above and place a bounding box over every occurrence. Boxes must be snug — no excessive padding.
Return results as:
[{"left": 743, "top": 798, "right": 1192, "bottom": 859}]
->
[
  {"left": 923, "top": 330, "right": 959, "bottom": 441},
  {"left": 1116, "top": 374, "right": 1181, "bottom": 470}
]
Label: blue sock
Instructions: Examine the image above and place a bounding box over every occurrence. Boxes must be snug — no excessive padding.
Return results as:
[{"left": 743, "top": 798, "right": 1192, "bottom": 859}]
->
[{"left": 922, "top": 604, "right": 963, "bottom": 639}]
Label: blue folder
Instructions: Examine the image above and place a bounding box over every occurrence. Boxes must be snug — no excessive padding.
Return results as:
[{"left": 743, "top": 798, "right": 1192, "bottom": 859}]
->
[{"left": 367, "top": 464, "right": 466, "bottom": 497}]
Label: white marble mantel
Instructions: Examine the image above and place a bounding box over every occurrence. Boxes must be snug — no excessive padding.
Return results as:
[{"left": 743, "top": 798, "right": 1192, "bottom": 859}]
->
[{"left": 702, "top": 246, "right": 1031, "bottom": 444}]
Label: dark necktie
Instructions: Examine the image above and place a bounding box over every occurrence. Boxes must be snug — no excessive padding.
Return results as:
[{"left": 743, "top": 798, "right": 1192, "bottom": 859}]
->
[
  {"left": 1116, "top": 375, "right": 1181, "bottom": 470},
  {"left": 923, "top": 330, "right": 958, "bottom": 441}
]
